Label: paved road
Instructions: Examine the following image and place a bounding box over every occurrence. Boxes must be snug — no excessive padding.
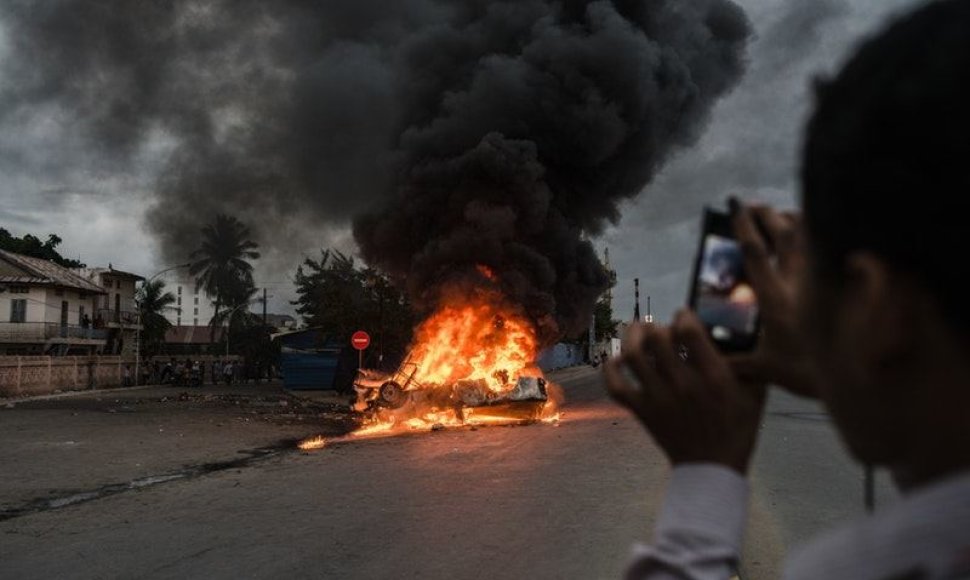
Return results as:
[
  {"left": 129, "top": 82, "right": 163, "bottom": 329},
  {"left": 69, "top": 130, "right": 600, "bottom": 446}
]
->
[{"left": 0, "top": 368, "right": 894, "bottom": 579}]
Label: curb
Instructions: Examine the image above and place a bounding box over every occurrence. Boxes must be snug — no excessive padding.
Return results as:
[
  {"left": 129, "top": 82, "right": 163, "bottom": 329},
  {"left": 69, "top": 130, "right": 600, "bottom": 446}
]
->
[{"left": 1, "top": 383, "right": 165, "bottom": 406}]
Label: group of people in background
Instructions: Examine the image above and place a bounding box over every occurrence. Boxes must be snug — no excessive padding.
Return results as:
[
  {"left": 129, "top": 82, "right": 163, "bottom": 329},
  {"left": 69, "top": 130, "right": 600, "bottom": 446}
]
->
[{"left": 124, "top": 358, "right": 276, "bottom": 387}]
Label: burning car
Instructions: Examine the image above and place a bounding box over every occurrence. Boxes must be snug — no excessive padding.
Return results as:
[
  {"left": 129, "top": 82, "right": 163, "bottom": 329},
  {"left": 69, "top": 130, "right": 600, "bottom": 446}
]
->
[
  {"left": 354, "top": 359, "right": 550, "bottom": 429},
  {"left": 341, "top": 281, "right": 561, "bottom": 436}
]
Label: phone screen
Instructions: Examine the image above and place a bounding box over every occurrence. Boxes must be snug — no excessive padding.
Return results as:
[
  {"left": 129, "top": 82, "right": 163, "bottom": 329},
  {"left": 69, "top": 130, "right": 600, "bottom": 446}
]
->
[{"left": 695, "top": 233, "right": 759, "bottom": 344}]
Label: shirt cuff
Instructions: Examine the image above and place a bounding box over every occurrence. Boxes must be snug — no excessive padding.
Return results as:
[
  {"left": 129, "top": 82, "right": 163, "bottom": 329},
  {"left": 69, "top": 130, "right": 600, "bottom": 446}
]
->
[{"left": 654, "top": 463, "right": 749, "bottom": 554}]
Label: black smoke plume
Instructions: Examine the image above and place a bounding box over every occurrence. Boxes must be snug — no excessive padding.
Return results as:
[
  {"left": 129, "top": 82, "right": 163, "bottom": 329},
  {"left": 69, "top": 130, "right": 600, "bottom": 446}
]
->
[
  {"left": 0, "top": 0, "right": 750, "bottom": 340},
  {"left": 354, "top": 0, "right": 751, "bottom": 340}
]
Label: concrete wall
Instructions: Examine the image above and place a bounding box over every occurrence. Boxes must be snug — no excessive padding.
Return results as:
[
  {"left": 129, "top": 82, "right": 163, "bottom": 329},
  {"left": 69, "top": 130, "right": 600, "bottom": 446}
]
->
[
  {"left": 537, "top": 343, "right": 586, "bottom": 372},
  {"left": 0, "top": 355, "right": 129, "bottom": 397},
  {"left": 0, "top": 354, "right": 244, "bottom": 397}
]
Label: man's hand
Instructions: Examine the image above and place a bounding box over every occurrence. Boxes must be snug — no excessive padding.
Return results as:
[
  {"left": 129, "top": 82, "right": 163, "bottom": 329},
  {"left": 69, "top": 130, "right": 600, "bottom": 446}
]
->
[
  {"left": 604, "top": 311, "right": 767, "bottom": 475},
  {"left": 728, "top": 200, "right": 820, "bottom": 398}
]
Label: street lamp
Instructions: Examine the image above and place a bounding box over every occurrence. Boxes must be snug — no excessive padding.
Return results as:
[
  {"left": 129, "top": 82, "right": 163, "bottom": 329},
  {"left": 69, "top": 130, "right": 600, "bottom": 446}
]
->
[{"left": 135, "top": 263, "right": 191, "bottom": 385}]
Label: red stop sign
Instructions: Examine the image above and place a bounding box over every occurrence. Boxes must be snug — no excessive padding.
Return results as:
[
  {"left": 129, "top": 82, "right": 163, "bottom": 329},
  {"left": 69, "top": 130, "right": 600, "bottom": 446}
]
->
[{"left": 351, "top": 330, "right": 370, "bottom": 351}]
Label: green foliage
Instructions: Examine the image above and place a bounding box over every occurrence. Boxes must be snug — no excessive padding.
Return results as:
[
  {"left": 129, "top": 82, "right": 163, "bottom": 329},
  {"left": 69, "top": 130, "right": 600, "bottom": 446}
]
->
[
  {"left": 594, "top": 294, "right": 620, "bottom": 341},
  {"left": 188, "top": 214, "right": 260, "bottom": 324},
  {"left": 137, "top": 279, "right": 176, "bottom": 356},
  {"left": 211, "top": 283, "right": 259, "bottom": 331},
  {"left": 230, "top": 319, "right": 278, "bottom": 372},
  {"left": 0, "top": 228, "right": 85, "bottom": 268},
  {"left": 293, "top": 249, "right": 415, "bottom": 369}
]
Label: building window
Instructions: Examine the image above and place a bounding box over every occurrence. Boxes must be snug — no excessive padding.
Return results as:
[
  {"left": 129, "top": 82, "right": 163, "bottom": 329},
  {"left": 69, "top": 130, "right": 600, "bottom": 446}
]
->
[
  {"left": 103, "top": 279, "right": 112, "bottom": 288},
  {"left": 177, "top": 297, "right": 182, "bottom": 306},
  {"left": 10, "top": 299, "right": 26, "bottom": 323},
  {"left": 9, "top": 286, "right": 28, "bottom": 294},
  {"left": 116, "top": 280, "right": 121, "bottom": 289},
  {"left": 193, "top": 308, "right": 198, "bottom": 315},
  {"left": 194, "top": 297, "right": 199, "bottom": 305},
  {"left": 177, "top": 317, "right": 181, "bottom": 326},
  {"left": 193, "top": 318, "right": 198, "bottom": 326},
  {"left": 177, "top": 286, "right": 182, "bottom": 295}
]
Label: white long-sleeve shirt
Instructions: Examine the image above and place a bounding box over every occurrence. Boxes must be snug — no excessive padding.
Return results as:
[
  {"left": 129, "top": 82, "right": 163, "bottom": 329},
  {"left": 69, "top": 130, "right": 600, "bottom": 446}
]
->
[{"left": 626, "top": 464, "right": 970, "bottom": 580}]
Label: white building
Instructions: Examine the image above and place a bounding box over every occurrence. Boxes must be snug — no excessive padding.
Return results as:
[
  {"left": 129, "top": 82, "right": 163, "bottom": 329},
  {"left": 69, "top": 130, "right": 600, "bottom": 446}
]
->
[
  {"left": 75, "top": 266, "right": 145, "bottom": 355},
  {"left": 0, "top": 250, "right": 109, "bottom": 355},
  {"left": 157, "top": 273, "right": 219, "bottom": 328}
]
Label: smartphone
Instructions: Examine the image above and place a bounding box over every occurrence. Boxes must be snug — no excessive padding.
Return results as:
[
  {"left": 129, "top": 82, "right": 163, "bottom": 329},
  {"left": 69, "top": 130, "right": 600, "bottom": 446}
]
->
[{"left": 687, "top": 208, "right": 760, "bottom": 352}]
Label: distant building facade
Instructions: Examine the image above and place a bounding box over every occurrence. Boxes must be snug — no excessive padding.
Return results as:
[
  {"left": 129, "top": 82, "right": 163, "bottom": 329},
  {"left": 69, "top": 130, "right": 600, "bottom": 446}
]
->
[
  {"left": 157, "top": 274, "right": 219, "bottom": 328},
  {"left": 75, "top": 266, "right": 145, "bottom": 355},
  {"left": 0, "top": 250, "right": 108, "bottom": 355}
]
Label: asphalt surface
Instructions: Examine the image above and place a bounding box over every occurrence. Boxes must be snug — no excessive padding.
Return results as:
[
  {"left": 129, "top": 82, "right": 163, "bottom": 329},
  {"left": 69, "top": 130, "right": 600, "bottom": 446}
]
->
[{"left": 0, "top": 368, "right": 895, "bottom": 579}]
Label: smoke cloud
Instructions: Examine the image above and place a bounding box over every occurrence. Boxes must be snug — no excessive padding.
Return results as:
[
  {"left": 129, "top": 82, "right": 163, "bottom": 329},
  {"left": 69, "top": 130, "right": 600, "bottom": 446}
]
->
[
  {"left": 355, "top": 0, "right": 751, "bottom": 339},
  {"left": 0, "top": 0, "right": 750, "bottom": 340}
]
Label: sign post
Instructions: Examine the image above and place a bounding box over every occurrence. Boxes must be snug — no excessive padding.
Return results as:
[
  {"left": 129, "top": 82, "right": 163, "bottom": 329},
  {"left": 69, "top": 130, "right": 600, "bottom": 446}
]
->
[{"left": 351, "top": 330, "right": 371, "bottom": 369}]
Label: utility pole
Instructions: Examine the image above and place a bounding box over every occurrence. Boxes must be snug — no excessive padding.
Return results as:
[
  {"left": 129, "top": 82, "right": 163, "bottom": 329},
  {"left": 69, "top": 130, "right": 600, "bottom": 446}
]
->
[
  {"left": 378, "top": 283, "right": 385, "bottom": 366},
  {"left": 633, "top": 278, "right": 640, "bottom": 322},
  {"left": 646, "top": 296, "right": 653, "bottom": 324},
  {"left": 262, "top": 287, "right": 267, "bottom": 326}
]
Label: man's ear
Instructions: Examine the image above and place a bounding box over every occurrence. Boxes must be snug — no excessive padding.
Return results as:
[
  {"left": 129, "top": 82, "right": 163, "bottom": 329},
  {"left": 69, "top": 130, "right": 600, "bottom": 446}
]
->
[{"left": 839, "top": 252, "right": 920, "bottom": 372}]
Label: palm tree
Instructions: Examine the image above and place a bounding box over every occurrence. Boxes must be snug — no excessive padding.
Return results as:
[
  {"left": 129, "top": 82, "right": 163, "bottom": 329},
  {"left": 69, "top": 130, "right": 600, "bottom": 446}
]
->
[
  {"left": 137, "top": 279, "right": 177, "bottom": 355},
  {"left": 189, "top": 214, "right": 260, "bottom": 325},
  {"left": 211, "top": 280, "right": 259, "bottom": 330}
]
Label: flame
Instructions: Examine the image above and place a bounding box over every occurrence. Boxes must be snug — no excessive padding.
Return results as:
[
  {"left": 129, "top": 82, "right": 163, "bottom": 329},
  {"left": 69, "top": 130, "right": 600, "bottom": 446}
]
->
[
  {"left": 351, "top": 279, "right": 559, "bottom": 435},
  {"left": 298, "top": 435, "right": 327, "bottom": 450},
  {"left": 408, "top": 294, "right": 539, "bottom": 392},
  {"left": 476, "top": 264, "right": 497, "bottom": 281}
]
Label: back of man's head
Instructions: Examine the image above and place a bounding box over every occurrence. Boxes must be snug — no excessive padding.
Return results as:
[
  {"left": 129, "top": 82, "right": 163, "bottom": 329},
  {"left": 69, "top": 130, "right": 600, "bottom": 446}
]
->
[{"left": 803, "top": 0, "right": 970, "bottom": 333}]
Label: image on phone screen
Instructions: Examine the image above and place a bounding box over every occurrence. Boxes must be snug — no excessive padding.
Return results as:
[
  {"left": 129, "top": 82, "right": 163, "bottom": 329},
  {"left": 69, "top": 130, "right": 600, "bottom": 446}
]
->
[{"left": 696, "top": 234, "right": 759, "bottom": 343}]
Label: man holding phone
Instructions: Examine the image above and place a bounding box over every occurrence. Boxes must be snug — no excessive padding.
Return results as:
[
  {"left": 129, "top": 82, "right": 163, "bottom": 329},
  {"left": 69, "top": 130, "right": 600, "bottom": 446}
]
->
[{"left": 604, "top": 1, "right": 970, "bottom": 578}]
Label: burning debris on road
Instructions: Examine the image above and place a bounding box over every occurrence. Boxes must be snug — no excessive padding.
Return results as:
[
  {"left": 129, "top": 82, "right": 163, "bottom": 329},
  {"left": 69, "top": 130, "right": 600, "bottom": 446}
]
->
[
  {"left": 350, "top": 281, "right": 562, "bottom": 437},
  {"left": 297, "top": 279, "right": 564, "bottom": 450},
  {"left": 356, "top": 368, "right": 552, "bottom": 425}
]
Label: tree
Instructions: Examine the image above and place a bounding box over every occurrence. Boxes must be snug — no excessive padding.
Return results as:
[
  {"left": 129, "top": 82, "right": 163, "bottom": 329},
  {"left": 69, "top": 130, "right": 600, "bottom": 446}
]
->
[
  {"left": 0, "top": 228, "right": 85, "bottom": 268},
  {"left": 137, "top": 279, "right": 177, "bottom": 356},
  {"left": 294, "top": 250, "right": 365, "bottom": 335},
  {"left": 188, "top": 214, "right": 260, "bottom": 325},
  {"left": 594, "top": 294, "right": 620, "bottom": 342},
  {"left": 210, "top": 280, "right": 259, "bottom": 332},
  {"left": 293, "top": 249, "right": 414, "bottom": 370}
]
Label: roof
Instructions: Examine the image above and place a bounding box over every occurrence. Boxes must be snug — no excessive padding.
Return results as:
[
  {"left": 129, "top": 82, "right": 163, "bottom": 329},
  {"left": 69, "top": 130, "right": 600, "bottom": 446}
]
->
[
  {"left": 80, "top": 266, "right": 145, "bottom": 282},
  {"left": 0, "top": 249, "right": 106, "bottom": 294},
  {"left": 164, "top": 325, "right": 226, "bottom": 344},
  {"left": 271, "top": 326, "right": 319, "bottom": 341},
  {"left": 263, "top": 313, "right": 296, "bottom": 327}
]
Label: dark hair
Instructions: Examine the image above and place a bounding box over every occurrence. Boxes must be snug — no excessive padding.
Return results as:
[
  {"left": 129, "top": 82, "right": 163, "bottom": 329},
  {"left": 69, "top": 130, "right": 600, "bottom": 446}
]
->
[{"left": 802, "top": 0, "right": 970, "bottom": 328}]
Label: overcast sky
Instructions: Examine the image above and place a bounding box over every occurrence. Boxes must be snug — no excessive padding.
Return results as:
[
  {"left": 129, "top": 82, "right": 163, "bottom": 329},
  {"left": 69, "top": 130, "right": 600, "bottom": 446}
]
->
[
  {"left": 0, "top": 0, "right": 926, "bottom": 322},
  {"left": 602, "top": 0, "right": 923, "bottom": 323}
]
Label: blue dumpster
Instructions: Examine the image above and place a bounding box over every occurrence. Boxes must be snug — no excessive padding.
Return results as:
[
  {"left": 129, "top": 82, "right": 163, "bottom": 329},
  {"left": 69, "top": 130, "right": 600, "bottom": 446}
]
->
[{"left": 276, "top": 328, "right": 344, "bottom": 391}]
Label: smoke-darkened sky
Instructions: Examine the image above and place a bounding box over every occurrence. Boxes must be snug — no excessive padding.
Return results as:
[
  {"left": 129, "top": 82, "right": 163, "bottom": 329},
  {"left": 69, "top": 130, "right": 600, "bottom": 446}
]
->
[{"left": 0, "top": 0, "right": 926, "bottom": 320}]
